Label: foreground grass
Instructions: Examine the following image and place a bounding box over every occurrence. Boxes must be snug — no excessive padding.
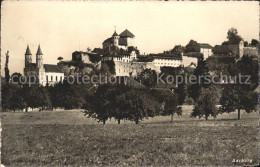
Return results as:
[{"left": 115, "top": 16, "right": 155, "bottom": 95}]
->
[{"left": 1, "top": 106, "right": 259, "bottom": 166}]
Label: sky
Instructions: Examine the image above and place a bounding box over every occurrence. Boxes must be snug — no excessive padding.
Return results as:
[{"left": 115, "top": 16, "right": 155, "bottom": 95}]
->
[{"left": 1, "top": 1, "right": 259, "bottom": 75}]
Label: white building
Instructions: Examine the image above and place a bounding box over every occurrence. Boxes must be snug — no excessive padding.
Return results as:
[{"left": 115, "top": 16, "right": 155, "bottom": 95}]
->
[
  {"left": 151, "top": 54, "right": 182, "bottom": 69},
  {"left": 198, "top": 43, "right": 213, "bottom": 59},
  {"left": 24, "top": 45, "right": 64, "bottom": 86}
]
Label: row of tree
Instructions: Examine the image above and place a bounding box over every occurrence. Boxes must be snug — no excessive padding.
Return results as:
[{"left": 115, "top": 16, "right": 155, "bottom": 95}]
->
[
  {"left": 1, "top": 81, "right": 90, "bottom": 112},
  {"left": 83, "top": 85, "right": 181, "bottom": 124}
]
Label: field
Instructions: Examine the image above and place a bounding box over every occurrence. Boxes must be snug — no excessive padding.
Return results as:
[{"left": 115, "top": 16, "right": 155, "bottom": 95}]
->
[{"left": 1, "top": 105, "right": 259, "bottom": 166}]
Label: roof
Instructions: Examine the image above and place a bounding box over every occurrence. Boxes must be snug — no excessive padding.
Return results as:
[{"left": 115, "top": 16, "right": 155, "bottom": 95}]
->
[
  {"left": 150, "top": 53, "right": 182, "bottom": 60},
  {"left": 102, "top": 38, "right": 111, "bottom": 44},
  {"left": 198, "top": 43, "right": 213, "bottom": 49},
  {"left": 72, "top": 51, "right": 97, "bottom": 55},
  {"left": 44, "top": 64, "right": 63, "bottom": 73},
  {"left": 119, "top": 29, "right": 135, "bottom": 38},
  {"left": 25, "top": 63, "right": 63, "bottom": 73},
  {"left": 112, "top": 31, "right": 119, "bottom": 37},
  {"left": 125, "top": 77, "right": 146, "bottom": 89},
  {"left": 25, "top": 45, "right": 32, "bottom": 55},
  {"left": 36, "top": 45, "right": 43, "bottom": 55},
  {"left": 127, "top": 46, "right": 138, "bottom": 54},
  {"left": 171, "top": 45, "right": 184, "bottom": 53}
]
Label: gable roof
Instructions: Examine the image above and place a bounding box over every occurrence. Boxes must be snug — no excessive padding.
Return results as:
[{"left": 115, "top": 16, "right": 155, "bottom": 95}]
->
[
  {"left": 198, "top": 43, "right": 213, "bottom": 49},
  {"left": 119, "top": 29, "right": 135, "bottom": 38},
  {"left": 44, "top": 64, "right": 63, "bottom": 73},
  {"left": 25, "top": 45, "right": 32, "bottom": 55}
]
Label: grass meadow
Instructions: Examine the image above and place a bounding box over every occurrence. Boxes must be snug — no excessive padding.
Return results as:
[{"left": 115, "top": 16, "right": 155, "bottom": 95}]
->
[{"left": 1, "top": 105, "right": 259, "bottom": 166}]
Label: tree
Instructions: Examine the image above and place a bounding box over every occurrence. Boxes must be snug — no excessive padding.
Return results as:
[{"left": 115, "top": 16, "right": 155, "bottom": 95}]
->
[
  {"left": 109, "top": 86, "right": 131, "bottom": 124},
  {"left": 4, "top": 51, "right": 10, "bottom": 84},
  {"left": 227, "top": 28, "right": 242, "bottom": 44},
  {"left": 162, "top": 94, "right": 182, "bottom": 122},
  {"left": 221, "top": 41, "right": 229, "bottom": 45},
  {"left": 87, "top": 47, "right": 91, "bottom": 52},
  {"left": 1, "top": 83, "right": 20, "bottom": 111},
  {"left": 10, "top": 73, "right": 25, "bottom": 85},
  {"left": 9, "top": 88, "right": 26, "bottom": 112},
  {"left": 137, "top": 68, "right": 157, "bottom": 88},
  {"left": 174, "top": 75, "right": 186, "bottom": 105},
  {"left": 61, "top": 81, "right": 86, "bottom": 110},
  {"left": 188, "top": 59, "right": 210, "bottom": 101},
  {"left": 84, "top": 85, "right": 112, "bottom": 125},
  {"left": 244, "top": 41, "right": 248, "bottom": 47},
  {"left": 237, "top": 55, "right": 258, "bottom": 90},
  {"left": 123, "top": 90, "right": 149, "bottom": 124},
  {"left": 243, "top": 91, "right": 258, "bottom": 113},
  {"left": 117, "top": 90, "right": 160, "bottom": 124},
  {"left": 58, "top": 57, "right": 64, "bottom": 61},
  {"left": 191, "top": 86, "right": 219, "bottom": 121},
  {"left": 185, "top": 40, "right": 200, "bottom": 53},
  {"left": 26, "top": 85, "right": 52, "bottom": 111},
  {"left": 219, "top": 84, "right": 257, "bottom": 120},
  {"left": 250, "top": 39, "right": 259, "bottom": 46}
]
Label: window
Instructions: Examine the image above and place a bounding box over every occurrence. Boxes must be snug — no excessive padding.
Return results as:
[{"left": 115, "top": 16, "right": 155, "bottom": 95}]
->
[
  {"left": 60, "top": 76, "right": 62, "bottom": 81},
  {"left": 51, "top": 76, "right": 53, "bottom": 81},
  {"left": 46, "top": 76, "right": 48, "bottom": 82},
  {"left": 56, "top": 76, "right": 58, "bottom": 81}
]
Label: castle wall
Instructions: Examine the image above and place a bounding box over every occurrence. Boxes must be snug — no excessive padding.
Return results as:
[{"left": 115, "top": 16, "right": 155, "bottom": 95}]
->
[{"left": 114, "top": 61, "right": 159, "bottom": 76}]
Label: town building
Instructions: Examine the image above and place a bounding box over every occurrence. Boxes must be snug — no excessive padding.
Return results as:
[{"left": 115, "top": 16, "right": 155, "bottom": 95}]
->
[
  {"left": 198, "top": 43, "right": 213, "bottom": 59},
  {"left": 24, "top": 45, "right": 64, "bottom": 86}
]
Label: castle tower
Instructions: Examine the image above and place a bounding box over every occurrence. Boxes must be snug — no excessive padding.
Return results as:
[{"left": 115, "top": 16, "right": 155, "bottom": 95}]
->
[
  {"left": 25, "top": 45, "right": 32, "bottom": 67},
  {"left": 112, "top": 30, "right": 119, "bottom": 46},
  {"left": 36, "top": 45, "right": 44, "bottom": 69}
]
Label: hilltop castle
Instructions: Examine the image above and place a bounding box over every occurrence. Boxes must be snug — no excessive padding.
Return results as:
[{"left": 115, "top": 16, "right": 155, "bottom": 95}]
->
[
  {"left": 101, "top": 29, "right": 198, "bottom": 76},
  {"left": 24, "top": 45, "right": 64, "bottom": 86}
]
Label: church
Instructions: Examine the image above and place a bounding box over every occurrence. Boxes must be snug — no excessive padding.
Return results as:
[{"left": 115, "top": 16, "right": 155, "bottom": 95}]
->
[{"left": 24, "top": 45, "right": 64, "bottom": 86}]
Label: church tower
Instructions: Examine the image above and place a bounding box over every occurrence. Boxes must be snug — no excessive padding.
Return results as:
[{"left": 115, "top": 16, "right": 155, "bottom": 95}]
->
[
  {"left": 112, "top": 30, "right": 119, "bottom": 46},
  {"left": 25, "top": 45, "right": 32, "bottom": 67},
  {"left": 36, "top": 45, "right": 45, "bottom": 84},
  {"left": 36, "top": 45, "right": 44, "bottom": 69}
]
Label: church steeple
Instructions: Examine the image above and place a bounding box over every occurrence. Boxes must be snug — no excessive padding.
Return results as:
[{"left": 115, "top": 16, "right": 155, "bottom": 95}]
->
[
  {"left": 112, "top": 30, "right": 119, "bottom": 37},
  {"left": 25, "top": 45, "right": 32, "bottom": 67},
  {"left": 36, "top": 45, "right": 44, "bottom": 68},
  {"left": 25, "top": 45, "right": 32, "bottom": 55},
  {"left": 36, "top": 45, "right": 43, "bottom": 55}
]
